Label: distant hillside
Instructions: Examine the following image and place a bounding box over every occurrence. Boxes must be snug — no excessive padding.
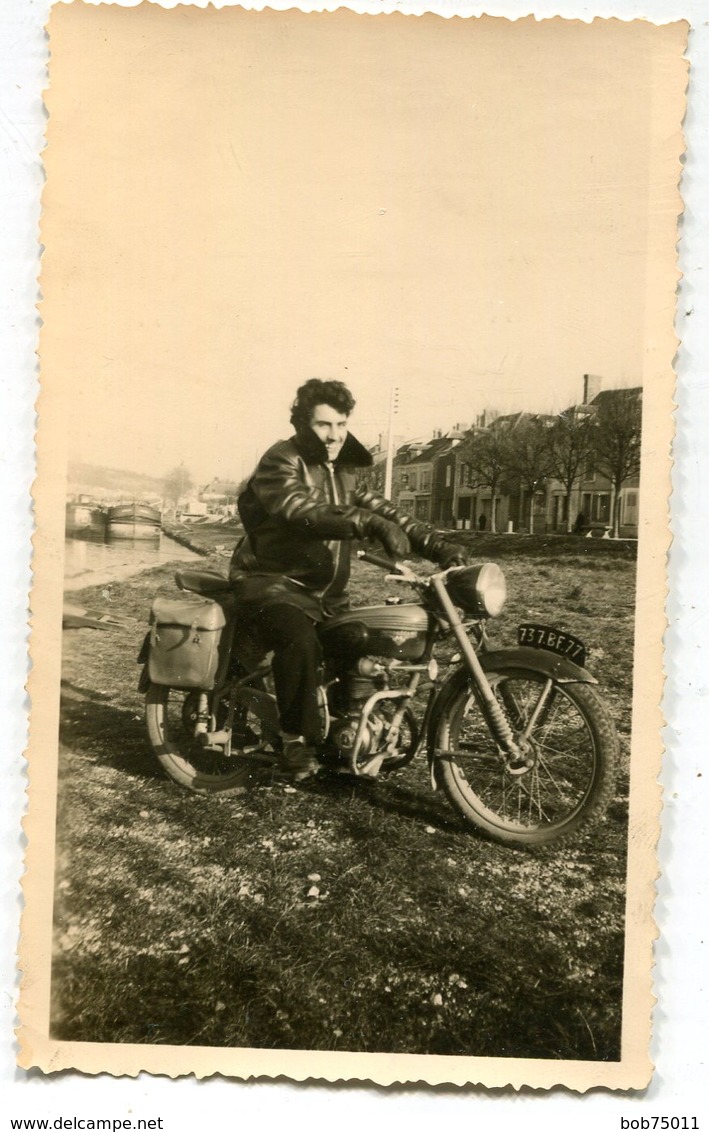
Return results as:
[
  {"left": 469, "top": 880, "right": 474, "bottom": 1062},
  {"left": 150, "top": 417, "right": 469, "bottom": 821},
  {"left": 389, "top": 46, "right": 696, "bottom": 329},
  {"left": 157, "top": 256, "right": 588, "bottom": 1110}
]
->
[{"left": 67, "top": 462, "right": 167, "bottom": 501}]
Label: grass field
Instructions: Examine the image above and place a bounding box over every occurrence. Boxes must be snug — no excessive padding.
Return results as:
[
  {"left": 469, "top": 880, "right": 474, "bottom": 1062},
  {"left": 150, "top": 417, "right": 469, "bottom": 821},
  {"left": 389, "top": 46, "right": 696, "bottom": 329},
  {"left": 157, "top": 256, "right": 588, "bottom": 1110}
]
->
[{"left": 52, "top": 533, "right": 634, "bottom": 1060}]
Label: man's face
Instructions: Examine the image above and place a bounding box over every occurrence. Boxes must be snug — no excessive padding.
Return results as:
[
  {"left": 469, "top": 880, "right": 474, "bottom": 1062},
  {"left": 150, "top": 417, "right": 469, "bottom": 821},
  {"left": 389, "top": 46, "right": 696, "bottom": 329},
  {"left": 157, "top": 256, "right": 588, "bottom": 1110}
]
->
[{"left": 308, "top": 402, "right": 349, "bottom": 461}]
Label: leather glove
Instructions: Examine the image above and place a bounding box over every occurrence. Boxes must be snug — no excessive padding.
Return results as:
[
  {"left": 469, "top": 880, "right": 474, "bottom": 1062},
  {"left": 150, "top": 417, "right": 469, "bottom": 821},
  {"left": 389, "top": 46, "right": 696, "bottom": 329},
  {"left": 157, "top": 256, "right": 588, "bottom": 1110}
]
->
[
  {"left": 364, "top": 514, "right": 411, "bottom": 560},
  {"left": 435, "top": 542, "right": 468, "bottom": 569}
]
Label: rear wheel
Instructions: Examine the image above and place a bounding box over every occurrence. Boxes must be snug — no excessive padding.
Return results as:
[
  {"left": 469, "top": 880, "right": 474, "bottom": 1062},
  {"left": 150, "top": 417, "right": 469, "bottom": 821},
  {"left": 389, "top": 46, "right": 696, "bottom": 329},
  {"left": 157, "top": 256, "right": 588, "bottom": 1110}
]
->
[
  {"left": 145, "top": 684, "right": 278, "bottom": 794},
  {"left": 435, "top": 668, "right": 618, "bottom": 847}
]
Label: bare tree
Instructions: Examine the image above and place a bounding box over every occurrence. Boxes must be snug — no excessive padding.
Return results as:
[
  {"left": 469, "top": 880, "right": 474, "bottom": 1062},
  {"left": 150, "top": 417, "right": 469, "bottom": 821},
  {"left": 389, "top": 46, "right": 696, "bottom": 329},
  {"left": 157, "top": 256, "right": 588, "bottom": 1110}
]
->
[
  {"left": 460, "top": 427, "right": 516, "bottom": 533},
  {"left": 164, "top": 463, "right": 194, "bottom": 507},
  {"left": 507, "top": 417, "right": 555, "bottom": 534},
  {"left": 547, "top": 410, "right": 596, "bottom": 533},
  {"left": 591, "top": 389, "right": 642, "bottom": 537}
]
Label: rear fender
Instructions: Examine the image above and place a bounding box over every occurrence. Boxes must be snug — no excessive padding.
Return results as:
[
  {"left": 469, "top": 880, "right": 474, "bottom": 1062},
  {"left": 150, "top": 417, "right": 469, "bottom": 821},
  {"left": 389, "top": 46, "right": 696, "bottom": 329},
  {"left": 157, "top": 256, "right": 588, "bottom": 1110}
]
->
[{"left": 426, "top": 647, "right": 596, "bottom": 759}]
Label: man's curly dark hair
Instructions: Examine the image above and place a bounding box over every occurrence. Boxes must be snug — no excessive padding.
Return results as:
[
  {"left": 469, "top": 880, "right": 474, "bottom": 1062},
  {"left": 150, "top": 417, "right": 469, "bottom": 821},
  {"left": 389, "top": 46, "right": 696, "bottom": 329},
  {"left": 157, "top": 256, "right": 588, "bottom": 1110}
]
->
[{"left": 290, "top": 379, "right": 356, "bottom": 432}]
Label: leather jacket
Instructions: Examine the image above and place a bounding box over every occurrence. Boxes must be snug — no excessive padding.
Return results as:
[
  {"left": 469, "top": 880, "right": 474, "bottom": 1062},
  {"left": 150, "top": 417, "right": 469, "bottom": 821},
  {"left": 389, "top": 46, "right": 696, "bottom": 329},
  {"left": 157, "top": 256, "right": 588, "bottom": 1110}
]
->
[{"left": 230, "top": 428, "right": 457, "bottom": 618}]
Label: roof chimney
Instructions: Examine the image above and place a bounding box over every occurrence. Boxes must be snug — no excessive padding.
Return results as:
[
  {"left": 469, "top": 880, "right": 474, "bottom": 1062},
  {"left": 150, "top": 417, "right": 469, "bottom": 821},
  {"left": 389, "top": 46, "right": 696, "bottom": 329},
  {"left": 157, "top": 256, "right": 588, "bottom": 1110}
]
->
[{"left": 583, "top": 374, "right": 602, "bottom": 404}]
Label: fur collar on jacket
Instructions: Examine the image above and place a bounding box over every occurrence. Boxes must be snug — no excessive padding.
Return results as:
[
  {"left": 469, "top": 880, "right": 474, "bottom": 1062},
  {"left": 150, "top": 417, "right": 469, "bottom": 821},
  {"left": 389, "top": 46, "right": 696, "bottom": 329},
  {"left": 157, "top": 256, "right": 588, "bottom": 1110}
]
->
[{"left": 292, "top": 428, "right": 373, "bottom": 469}]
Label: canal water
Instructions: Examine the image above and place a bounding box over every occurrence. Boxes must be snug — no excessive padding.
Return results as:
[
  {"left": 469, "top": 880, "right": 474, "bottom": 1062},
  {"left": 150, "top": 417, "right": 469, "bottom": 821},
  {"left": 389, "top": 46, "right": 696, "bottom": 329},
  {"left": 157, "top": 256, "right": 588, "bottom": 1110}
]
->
[{"left": 64, "top": 533, "right": 201, "bottom": 592}]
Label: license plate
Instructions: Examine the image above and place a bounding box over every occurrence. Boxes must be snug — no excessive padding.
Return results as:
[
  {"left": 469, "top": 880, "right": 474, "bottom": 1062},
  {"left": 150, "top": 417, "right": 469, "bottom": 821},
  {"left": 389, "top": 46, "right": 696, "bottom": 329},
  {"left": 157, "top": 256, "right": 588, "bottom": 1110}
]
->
[{"left": 517, "top": 623, "right": 586, "bottom": 667}]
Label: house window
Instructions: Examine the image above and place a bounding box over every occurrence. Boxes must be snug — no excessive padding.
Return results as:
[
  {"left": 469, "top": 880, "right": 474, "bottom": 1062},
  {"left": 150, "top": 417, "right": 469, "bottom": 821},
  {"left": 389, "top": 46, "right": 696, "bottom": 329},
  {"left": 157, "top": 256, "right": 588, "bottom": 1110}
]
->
[
  {"left": 623, "top": 491, "right": 638, "bottom": 522},
  {"left": 445, "top": 465, "right": 452, "bottom": 487},
  {"left": 581, "top": 493, "right": 611, "bottom": 523}
]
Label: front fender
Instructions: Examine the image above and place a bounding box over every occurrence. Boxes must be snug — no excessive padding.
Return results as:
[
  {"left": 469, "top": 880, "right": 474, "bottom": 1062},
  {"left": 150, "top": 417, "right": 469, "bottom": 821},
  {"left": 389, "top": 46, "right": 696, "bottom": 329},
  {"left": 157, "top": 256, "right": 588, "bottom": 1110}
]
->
[
  {"left": 480, "top": 646, "right": 597, "bottom": 686},
  {"left": 426, "top": 646, "right": 596, "bottom": 757}
]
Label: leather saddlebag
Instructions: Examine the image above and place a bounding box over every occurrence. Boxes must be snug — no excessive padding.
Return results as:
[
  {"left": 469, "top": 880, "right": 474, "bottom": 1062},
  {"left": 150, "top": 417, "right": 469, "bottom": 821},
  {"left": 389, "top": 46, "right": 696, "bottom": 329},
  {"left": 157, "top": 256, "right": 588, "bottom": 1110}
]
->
[{"left": 148, "top": 593, "right": 226, "bottom": 689}]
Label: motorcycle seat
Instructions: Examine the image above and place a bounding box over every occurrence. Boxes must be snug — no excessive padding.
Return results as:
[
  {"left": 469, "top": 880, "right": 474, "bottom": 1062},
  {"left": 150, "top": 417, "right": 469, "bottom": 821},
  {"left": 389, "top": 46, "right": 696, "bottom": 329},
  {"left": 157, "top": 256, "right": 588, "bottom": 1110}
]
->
[{"left": 175, "top": 569, "right": 233, "bottom": 597}]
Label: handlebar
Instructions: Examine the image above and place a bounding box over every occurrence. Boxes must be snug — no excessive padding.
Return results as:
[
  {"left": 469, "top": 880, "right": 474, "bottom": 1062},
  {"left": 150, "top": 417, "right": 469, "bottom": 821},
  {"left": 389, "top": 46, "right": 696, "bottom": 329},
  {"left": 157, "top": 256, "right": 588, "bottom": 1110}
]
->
[
  {"left": 356, "top": 548, "right": 449, "bottom": 586},
  {"left": 356, "top": 549, "right": 400, "bottom": 572}
]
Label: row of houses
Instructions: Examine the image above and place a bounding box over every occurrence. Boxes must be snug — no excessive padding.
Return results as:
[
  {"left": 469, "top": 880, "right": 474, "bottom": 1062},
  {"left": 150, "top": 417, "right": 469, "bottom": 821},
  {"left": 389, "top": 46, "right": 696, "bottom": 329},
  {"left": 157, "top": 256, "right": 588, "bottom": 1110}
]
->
[{"left": 360, "top": 376, "right": 642, "bottom": 539}]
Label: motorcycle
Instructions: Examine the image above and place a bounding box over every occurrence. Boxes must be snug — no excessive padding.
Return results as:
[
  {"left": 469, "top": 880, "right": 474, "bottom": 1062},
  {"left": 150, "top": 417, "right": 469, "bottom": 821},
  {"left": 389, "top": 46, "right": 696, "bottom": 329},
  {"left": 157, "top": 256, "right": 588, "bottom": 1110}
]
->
[{"left": 138, "top": 550, "right": 619, "bottom": 848}]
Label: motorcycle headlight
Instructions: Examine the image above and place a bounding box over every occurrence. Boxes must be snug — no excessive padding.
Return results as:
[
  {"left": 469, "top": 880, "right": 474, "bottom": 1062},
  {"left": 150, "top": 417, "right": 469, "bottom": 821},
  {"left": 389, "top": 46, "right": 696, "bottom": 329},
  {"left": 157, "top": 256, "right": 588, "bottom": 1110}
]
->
[{"left": 445, "top": 563, "right": 507, "bottom": 618}]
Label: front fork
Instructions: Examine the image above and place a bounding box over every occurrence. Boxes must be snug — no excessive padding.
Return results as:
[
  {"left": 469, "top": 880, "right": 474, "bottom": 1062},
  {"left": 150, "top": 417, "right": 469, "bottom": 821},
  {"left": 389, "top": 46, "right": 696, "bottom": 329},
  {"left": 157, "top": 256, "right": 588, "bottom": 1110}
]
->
[{"left": 430, "top": 575, "right": 526, "bottom": 763}]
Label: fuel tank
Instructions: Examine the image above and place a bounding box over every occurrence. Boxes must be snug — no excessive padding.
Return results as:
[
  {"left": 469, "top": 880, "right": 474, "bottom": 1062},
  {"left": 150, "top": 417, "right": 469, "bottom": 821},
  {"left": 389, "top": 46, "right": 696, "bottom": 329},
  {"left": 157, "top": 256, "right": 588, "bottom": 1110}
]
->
[{"left": 319, "top": 604, "right": 430, "bottom": 661}]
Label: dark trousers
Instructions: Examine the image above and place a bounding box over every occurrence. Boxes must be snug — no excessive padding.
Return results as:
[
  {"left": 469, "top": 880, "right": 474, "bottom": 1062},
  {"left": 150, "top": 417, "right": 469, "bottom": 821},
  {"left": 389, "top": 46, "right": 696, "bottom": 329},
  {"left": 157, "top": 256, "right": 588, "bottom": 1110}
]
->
[{"left": 242, "top": 603, "right": 323, "bottom": 742}]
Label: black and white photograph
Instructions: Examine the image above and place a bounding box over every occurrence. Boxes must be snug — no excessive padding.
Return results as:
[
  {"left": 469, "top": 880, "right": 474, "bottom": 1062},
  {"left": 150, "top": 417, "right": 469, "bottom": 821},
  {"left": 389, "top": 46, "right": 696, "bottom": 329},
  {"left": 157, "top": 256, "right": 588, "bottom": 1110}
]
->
[{"left": 18, "top": 0, "right": 688, "bottom": 1091}]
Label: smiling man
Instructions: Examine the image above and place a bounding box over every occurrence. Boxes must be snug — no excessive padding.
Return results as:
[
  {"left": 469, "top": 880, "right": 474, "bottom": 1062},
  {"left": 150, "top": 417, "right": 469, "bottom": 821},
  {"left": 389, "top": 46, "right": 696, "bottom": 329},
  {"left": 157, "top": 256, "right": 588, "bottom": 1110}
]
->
[{"left": 230, "top": 378, "right": 466, "bottom": 779}]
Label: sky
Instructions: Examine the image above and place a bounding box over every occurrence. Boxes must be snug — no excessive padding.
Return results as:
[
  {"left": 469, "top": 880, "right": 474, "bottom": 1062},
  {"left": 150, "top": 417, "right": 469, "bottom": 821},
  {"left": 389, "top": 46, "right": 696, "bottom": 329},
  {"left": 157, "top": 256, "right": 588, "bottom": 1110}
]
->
[{"left": 41, "top": 6, "right": 684, "bottom": 486}]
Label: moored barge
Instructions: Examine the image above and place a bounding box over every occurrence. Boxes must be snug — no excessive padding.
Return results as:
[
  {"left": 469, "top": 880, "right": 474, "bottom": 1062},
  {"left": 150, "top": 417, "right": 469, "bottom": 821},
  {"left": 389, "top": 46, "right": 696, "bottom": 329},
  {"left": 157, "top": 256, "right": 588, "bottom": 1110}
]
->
[{"left": 106, "top": 502, "right": 162, "bottom": 540}]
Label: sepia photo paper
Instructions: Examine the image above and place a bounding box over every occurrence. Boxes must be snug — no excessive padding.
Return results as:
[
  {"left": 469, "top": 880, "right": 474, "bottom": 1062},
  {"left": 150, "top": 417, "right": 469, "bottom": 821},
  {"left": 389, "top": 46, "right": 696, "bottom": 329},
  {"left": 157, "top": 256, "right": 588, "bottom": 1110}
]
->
[{"left": 20, "top": 2, "right": 687, "bottom": 1089}]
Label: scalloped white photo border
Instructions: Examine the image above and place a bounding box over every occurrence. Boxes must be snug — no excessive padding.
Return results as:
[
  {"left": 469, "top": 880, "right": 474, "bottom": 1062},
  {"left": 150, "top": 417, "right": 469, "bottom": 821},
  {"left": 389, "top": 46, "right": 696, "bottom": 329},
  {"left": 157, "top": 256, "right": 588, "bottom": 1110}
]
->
[{"left": 2, "top": 0, "right": 707, "bottom": 1120}]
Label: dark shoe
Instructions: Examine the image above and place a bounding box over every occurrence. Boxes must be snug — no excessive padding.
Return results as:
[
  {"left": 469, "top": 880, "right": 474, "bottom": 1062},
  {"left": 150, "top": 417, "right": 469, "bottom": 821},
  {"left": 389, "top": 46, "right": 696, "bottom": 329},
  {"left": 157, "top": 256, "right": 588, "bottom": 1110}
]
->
[{"left": 279, "top": 738, "right": 320, "bottom": 782}]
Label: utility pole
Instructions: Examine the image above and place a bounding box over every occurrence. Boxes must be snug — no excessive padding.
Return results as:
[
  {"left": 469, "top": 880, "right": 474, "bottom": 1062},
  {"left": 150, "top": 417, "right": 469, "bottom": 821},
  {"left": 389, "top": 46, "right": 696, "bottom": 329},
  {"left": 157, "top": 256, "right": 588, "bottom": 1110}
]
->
[{"left": 383, "top": 385, "right": 399, "bottom": 500}]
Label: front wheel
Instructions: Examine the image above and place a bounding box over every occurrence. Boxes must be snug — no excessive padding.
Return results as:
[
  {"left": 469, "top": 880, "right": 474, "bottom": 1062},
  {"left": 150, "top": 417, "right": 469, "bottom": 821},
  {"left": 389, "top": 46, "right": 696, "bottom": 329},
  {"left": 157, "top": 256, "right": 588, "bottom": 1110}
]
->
[
  {"left": 146, "top": 684, "right": 278, "bottom": 794},
  {"left": 435, "top": 668, "right": 618, "bottom": 847}
]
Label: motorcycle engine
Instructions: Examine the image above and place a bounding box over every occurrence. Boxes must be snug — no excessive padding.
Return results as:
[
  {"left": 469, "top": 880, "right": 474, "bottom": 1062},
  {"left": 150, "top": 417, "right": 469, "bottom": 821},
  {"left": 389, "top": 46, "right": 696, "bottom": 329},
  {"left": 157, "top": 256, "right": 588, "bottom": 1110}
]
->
[
  {"left": 326, "top": 660, "right": 388, "bottom": 760},
  {"left": 329, "top": 713, "right": 373, "bottom": 759},
  {"left": 324, "top": 658, "right": 416, "bottom": 773}
]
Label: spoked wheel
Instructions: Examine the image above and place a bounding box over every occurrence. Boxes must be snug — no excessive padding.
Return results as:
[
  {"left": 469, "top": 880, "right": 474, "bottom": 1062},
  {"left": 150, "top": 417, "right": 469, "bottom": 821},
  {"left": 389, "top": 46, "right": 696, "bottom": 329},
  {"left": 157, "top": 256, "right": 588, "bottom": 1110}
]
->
[
  {"left": 435, "top": 668, "right": 618, "bottom": 847},
  {"left": 145, "top": 684, "right": 278, "bottom": 794}
]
